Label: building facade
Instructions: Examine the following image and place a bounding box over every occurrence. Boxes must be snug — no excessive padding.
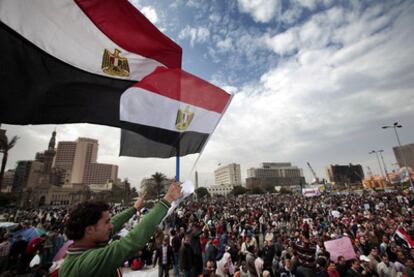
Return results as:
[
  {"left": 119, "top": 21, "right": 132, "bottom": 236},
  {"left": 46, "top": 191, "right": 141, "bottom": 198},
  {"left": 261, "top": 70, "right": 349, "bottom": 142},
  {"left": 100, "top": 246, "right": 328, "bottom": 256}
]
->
[
  {"left": 246, "top": 162, "right": 305, "bottom": 190},
  {"left": 207, "top": 184, "right": 233, "bottom": 196},
  {"left": 393, "top": 143, "right": 414, "bottom": 170},
  {"left": 54, "top": 137, "right": 117, "bottom": 185},
  {"left": 325, "top": 164, "right": 364, "bottom": 185},
  {"left": 1, "top": 170, "right": 14, "bottom": 192},
  {"left": 12, "top": 132, "right": 119, "bottom": 207},
  {"left": 214, "top": 163, "right": 241, "bottom": 186}
]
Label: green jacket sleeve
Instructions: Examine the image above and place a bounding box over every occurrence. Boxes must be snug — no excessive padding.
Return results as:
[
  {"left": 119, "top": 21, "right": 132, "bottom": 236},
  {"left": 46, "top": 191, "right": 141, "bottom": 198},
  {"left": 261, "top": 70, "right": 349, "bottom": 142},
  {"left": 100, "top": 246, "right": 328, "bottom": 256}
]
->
[
  {"left": 110, "top": 207, "right": 136, "bottom": 235},
  {"left": 77, "top": 200, "right": 170, "bottom": 276}
]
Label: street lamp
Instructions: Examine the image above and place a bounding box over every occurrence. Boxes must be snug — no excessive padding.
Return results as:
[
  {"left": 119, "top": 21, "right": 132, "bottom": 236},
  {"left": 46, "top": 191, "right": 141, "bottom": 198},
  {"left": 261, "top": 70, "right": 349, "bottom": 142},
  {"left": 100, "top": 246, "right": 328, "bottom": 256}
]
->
[
  {"left": 369, "top": 150, "right": 385, "bottom": 181},
  {"left": 377, "top": 150, "right": 390, "bottom": 183},
  {"left": 382, "top": 122, "right": 413, "bottom": 188}
]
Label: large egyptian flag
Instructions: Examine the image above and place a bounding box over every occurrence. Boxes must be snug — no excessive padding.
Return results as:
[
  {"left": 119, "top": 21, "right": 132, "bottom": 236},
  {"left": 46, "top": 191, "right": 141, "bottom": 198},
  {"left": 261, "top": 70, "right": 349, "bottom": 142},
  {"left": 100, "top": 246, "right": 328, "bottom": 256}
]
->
[
  {"left": 0, "top": 0, "right": 181, "bottom": 127},
  {"left": 120, "top": 67, "right": 232, "bottom": 158}
]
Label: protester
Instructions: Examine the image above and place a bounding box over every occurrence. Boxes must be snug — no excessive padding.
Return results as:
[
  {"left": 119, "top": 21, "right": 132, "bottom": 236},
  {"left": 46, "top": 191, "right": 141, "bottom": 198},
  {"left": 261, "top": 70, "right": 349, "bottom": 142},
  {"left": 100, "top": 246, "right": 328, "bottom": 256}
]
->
[
  {"left": 347, "top": 259, "right": 363, "bottom": 277},
  {"left": 153, "top": 235, "right": 174, "bottom": 277},
  {"left": 216, "top": 252, "right": 234, "bottom": 276},
  {"left": 170, "top": 229, "right": 181, "bottom": 277},
  {"left": 179, "top": 233, "right": 194, "bottom": 277},
  {"left": 376, "top": 254, "right": 397, "bottom": 277},
  {"left": 0, "top": 233, "right": 11, "bottom": 272},
  {"left": 3, "top": 188, "right": 414, "bottom": 277},
  {"left": 59, "top": 181, "right": 182, "bottom": 277},
  {"left": 327, "top": 261, "right": 340, "bottom": 277}
]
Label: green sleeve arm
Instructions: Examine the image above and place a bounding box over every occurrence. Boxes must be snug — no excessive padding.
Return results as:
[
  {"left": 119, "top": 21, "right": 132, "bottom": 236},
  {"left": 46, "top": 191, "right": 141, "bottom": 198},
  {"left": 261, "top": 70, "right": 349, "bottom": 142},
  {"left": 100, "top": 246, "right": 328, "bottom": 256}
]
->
[
  {"left": 77, "top": 200, "right": 171, "bottom": 276},
  {"left": 110, "top": 207, "right": 136, "bottom": 234}
]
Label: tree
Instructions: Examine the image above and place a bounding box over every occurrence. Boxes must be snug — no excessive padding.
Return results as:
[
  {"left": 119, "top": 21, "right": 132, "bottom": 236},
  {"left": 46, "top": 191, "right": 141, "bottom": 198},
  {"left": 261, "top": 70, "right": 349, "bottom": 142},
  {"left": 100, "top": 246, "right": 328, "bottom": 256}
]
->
[
  {"left": 249, "top": 187, "right": 265, "bottom": 195},
  {"left": 265, "top": 186, "right": 275, "bottom": 193},
  {"left": 0, "top": 132, "right": 19, "bottom": 192},
  {"left": 231, "top": 185, "right": 247, "bottom": 196},
  {"left": 195, "top": 187, "right": 210, "bottom": 199},
  {"left": 279, "top": 187, "right": 292, "bottom": 194},
  {"left": 143, "top": 172, "right": 167, "bottom": 200}
]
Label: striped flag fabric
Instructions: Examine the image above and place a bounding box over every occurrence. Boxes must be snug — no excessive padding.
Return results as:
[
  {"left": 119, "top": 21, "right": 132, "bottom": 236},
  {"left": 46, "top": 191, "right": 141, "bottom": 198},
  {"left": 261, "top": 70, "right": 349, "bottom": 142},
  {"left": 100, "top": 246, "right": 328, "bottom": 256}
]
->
[
  {"left": 0, "top": 0, "right": 181, "bottom": 128},
  {"left": 394, "top": 228, "right": 414, "bottom": 249},
  {"left": 119, "top": 67, "right": 232, "bottom": 158}
]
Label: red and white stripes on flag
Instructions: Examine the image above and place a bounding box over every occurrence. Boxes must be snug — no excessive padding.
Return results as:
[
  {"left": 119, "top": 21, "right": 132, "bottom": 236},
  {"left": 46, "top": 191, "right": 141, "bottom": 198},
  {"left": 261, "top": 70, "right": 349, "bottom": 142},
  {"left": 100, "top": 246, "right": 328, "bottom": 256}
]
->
[
  {"left": 0, "top": 0, "right": 232, "bottom": 158},
  {"left": 119, "top": 67, "right": 232, "bottom": 158},
  {"left": 0, "top": 0, "right": 181, "bottom": 127},
  {"left": 394, "top": 228, "right": 414, "bottom": 249}
]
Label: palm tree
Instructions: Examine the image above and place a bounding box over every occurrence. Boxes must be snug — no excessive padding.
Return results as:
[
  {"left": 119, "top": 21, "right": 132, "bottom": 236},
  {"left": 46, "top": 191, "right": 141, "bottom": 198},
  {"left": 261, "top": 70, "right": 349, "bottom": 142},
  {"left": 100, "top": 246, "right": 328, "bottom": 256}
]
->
[
  {"left": 0, "top": 132, "right": 19, "bottom": 192},
  {"left": 151, "top": 172, "right": 167, "bottom": 200}
]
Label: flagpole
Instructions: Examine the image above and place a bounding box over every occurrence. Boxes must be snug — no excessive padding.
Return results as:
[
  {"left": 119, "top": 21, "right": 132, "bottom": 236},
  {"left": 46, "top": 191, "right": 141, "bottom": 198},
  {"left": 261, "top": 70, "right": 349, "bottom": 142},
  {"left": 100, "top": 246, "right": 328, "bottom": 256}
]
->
[{"left": 176, "top": 142, "right": 180, "bottom": 182}]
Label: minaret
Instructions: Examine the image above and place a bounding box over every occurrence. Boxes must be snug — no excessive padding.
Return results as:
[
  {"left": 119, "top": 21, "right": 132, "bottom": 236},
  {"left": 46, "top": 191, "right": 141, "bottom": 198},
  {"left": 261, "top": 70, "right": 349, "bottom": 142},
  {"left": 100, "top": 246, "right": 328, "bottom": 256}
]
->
[
  {"left": 43, "top": 130, "right": 57, "bottom": 174},
  {"left": 48, "top": 130, "right": 57, "bottom": 150}
]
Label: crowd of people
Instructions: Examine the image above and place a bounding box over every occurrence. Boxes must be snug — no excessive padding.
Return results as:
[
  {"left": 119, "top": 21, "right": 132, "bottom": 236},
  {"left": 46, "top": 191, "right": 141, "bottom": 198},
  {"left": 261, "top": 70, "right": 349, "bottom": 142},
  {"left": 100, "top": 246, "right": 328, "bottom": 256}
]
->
[{"left": 0, "top": 189, "right": 414, "bottom": 277}]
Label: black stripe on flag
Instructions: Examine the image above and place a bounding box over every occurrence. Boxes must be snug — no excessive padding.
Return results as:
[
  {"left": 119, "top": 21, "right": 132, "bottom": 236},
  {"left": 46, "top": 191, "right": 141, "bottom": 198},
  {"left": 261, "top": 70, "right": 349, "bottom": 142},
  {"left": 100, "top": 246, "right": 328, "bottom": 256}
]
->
[
  {"left": 0, "top": 21, "right": 134, "bottom": 127},
  {"left": 119, "top": 122, "right": 209, "bottom": 158}
]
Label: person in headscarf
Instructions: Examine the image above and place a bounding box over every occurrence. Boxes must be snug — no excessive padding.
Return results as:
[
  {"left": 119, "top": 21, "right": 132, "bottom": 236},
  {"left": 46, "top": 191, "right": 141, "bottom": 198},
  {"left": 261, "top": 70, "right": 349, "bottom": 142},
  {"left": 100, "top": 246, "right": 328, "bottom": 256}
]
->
[{"left": 215, "top": 252, "right": 234, "bottom": 277}]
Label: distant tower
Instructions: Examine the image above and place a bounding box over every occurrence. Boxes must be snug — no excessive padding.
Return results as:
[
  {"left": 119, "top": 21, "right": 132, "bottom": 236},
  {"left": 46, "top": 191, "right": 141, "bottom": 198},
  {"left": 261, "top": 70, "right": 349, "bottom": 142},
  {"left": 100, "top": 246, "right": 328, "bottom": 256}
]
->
[
  {"left": 43, "top": 131, "right": 57, "bottom": 174},
  {"left": 48, "top": 130, "right": 56, "bottom": 150},
  {"left": 366, "top": 166, "right": 373, "bottom": 177}
]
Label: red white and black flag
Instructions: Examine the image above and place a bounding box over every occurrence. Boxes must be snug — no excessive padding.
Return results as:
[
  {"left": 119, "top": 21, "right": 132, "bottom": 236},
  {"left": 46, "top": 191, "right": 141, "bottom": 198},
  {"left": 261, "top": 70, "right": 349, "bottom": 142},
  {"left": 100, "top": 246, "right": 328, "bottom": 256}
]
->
[
  {"left": 0, "top": 0, "right": 181, "bottom": 128},
  {"left": 394, "top": 228, "right": 414, "bottom": 249},
  {"left": 119, "top": 67, "right": 232, "bottom": 158}
]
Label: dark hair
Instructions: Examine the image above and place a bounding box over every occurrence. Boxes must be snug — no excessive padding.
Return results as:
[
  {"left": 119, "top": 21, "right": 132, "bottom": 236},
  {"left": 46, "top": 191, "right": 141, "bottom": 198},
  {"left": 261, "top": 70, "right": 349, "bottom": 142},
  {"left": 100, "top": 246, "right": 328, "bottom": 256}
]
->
[
  {"left": 302, "top": 229, "right": 310, "bottom": 239},
  {"left": 317, "top": 257, "right": 327, "bottom": 268},
  {"left": 65, "top": 200, "right": 110, "bottom": 240}
]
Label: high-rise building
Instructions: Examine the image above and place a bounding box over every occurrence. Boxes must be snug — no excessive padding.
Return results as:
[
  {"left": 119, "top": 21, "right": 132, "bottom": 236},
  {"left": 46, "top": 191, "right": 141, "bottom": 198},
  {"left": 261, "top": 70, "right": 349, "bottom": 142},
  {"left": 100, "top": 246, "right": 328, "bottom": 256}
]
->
[
  {"left": 84, "top": 163, "right": 118, "bottom": 185},
  {"left": 246, "top": 162, "right": 305, "bottom": 190},
  {"left": 393, "top": 143, "right": 414, "bottom": 170},
  {"left": 54, "top": 138, "right": 98, "bottom": 183},
  {"left": 325, "top": 164, "right": 364, "bottom": 185},
  {"left": 13, "top": 132, "right": 117, "bottom": 208},
  {"left": 54, "top": 138, "right": 116, "bottom": 184},
  {"left": 53, "top": 141, "right": 77, "bottom": 171},
  {"left": 1, "top": 170, "right": 15, "bottom": 192},
  {"left": 214, "top": 163, "right": 241, "bottom": 186},
  {"left": 12, "top": 161, "right": 32, "bottom": 192}
]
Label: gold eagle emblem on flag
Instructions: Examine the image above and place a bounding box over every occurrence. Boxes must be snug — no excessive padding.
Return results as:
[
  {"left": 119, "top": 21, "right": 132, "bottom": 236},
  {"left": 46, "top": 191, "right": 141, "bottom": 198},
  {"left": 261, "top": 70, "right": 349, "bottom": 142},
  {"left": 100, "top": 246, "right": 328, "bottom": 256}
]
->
[
  {"left": 101, "top": 49, "right": 130, "bottom": 77},
  {"left": 176, "top": 106, "right": 194, "bottom": 131}
]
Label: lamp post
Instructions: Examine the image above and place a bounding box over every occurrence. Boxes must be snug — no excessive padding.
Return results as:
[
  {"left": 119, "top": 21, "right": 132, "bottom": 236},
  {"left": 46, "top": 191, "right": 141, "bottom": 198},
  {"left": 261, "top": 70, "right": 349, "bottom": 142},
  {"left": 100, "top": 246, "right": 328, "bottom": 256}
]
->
[
  {"left": 382, "top": 122, "right": 413, "bottom": 188},
  {"left": 369, "top": 150, "right": 385, "bottom": 181},
  {"left": 378, "top": 150, "right": 390, "bottom": 183}
]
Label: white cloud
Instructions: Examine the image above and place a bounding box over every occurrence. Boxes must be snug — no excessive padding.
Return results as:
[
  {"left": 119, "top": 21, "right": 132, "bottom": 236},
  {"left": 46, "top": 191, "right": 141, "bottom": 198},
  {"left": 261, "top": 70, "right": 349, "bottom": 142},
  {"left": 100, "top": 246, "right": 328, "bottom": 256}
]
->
[
  {"left": 216, "top": 37, "right": 233, "bottom": 52},
  {"left": 280, "top": 6, "right": 303, "bottom": 25},
  {"left": 140, "top": 6, "right": 159, "bottom": 24},
  {"left": 209, "top": 13, "right": 221, "bottom": 23},
  {"left": 264, "top": 29, "right": 299, "bottom": 55},
  {"left": 4, "top": 1, "right": 414, "bottom": 186},
  {"left": 179, "top": 26, "right": 210, "bottom": 47},
  {"left": 237, "top": 0, "right": 281, "bottom": 23},
  {"left": 206, "top": 1, "right": 414, "bottom": 181},
  {"left": 293, "top": 0, "right": 318, "bottom": 11}
]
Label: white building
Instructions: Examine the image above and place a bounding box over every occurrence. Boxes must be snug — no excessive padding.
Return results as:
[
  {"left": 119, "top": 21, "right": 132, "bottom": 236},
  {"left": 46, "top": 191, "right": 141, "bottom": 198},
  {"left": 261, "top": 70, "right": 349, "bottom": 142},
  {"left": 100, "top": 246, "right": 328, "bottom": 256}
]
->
[
  {"left": 214, "top": 163, "right": 241, "bottom": 186},
  {"left": 207, "top": 184, "right": 233, "bottom": 196},
  {"left": 247, "top": 162, "right": 303, "bottom": 178}
]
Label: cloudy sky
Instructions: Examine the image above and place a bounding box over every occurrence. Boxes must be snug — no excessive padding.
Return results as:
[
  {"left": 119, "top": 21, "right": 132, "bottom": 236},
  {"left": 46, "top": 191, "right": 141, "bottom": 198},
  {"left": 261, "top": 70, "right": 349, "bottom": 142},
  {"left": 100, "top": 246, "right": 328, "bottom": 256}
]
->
[{"left": 3, "top": 0, "right": 414, "bottom": 188}]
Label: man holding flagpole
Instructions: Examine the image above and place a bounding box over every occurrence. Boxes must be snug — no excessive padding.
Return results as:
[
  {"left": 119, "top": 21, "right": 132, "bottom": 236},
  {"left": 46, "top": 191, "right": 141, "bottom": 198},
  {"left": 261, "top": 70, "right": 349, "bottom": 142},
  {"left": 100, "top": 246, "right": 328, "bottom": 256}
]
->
[{"left": 59, "top": 182, "right": 182, "bottom": 277}]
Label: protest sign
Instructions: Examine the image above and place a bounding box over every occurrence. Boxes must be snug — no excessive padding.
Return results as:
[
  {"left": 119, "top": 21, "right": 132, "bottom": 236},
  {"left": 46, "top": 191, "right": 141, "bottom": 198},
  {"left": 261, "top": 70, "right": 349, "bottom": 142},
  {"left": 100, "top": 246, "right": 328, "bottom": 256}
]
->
[{"left": 324, "top": 237, "right": 356, "bottom": 262}]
